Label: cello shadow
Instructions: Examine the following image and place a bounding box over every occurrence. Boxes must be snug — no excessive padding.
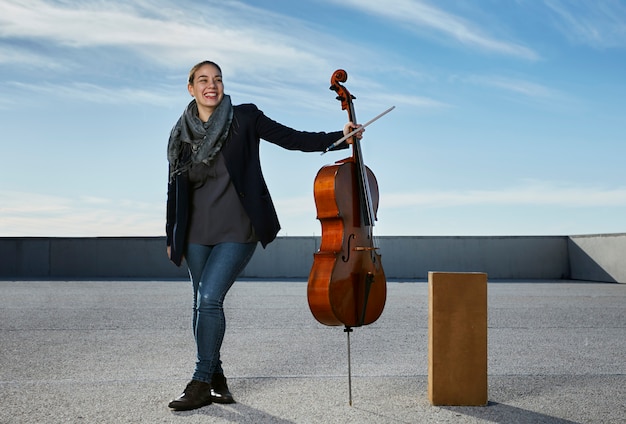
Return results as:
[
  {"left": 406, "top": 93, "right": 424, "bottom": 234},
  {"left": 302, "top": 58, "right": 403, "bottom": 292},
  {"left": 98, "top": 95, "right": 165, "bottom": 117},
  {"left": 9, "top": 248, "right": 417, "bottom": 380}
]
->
[
  {"left": 350, "top": 401, "right": 580, "bottom": 424},
  {"left": 440, "top": 402, "right": 580, "bottom": 424}
]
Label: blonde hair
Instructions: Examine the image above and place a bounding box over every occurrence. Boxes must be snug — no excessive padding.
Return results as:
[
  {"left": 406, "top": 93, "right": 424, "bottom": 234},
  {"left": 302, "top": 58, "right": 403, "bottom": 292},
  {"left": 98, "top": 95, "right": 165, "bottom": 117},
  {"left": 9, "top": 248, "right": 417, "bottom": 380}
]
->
[{"left": 188, "top": 60, "right": 222, "bottom": 85}]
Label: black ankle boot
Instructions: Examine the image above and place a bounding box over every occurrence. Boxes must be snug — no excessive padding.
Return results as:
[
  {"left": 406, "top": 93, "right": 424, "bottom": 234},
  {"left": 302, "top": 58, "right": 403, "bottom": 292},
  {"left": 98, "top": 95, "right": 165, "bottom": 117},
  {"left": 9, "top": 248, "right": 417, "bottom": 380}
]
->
[
  {"left": 210, "top": 373, "right": 235, "bottom": 404},
  {"left": 168, "top": 380, "right": 212, "bottom": 411}
]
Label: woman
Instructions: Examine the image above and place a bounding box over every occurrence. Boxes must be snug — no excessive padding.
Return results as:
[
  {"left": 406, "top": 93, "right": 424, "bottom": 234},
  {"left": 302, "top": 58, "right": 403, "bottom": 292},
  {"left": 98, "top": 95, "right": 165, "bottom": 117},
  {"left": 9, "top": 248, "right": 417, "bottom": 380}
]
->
[{"left": 166, "top": 60, "right": 360, "bottom": 411}]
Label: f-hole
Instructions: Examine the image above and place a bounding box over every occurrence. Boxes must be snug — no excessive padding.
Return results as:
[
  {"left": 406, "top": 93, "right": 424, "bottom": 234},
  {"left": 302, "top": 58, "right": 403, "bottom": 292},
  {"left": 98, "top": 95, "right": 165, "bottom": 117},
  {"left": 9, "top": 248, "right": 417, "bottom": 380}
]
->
[{"left": 342, "top": 234, "right": 355, "bottom": 262}]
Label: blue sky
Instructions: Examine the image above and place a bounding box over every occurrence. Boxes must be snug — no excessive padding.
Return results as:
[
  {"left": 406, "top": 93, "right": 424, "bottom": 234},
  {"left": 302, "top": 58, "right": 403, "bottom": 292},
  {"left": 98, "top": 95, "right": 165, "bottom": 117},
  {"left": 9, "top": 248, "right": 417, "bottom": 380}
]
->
[{"left": 1, "top": 0, "right": 625, "bottom": 237}]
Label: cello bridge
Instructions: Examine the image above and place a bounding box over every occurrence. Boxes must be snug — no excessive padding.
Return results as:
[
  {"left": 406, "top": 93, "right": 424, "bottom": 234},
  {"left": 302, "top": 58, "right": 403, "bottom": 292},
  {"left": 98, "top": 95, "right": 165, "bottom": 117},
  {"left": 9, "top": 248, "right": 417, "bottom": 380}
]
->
[{"left": 353, "top": 246, "right": 378, "bottom": 252}]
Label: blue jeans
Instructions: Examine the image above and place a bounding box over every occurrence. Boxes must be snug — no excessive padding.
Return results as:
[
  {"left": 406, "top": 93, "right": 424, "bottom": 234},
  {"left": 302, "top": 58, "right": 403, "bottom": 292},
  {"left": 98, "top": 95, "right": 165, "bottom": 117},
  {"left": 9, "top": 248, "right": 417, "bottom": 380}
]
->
[{"left": 185, "top": 242, "right": 257, "bottom": 383}]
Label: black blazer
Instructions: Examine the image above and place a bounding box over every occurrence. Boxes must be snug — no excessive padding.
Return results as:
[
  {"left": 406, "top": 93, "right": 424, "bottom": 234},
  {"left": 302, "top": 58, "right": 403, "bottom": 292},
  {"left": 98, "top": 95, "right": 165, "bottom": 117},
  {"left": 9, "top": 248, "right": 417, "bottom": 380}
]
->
[{"left": 166, "top": 103, "right": 346, "bottom": 266}]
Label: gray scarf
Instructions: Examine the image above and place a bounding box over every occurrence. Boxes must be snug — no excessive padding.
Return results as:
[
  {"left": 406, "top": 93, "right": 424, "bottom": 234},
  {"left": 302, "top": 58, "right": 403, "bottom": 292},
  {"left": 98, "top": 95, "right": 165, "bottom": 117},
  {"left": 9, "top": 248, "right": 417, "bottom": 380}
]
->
[{"left": 167, "top": 94, "right": 233, "bottom": 178}]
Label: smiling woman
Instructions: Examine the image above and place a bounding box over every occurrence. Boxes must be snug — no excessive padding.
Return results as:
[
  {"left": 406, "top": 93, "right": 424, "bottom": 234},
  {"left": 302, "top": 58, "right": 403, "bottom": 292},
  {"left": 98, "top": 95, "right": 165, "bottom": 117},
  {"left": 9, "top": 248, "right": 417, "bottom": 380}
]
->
[{"left": 163, "top": 59, "right": 361, "bottom": 411}]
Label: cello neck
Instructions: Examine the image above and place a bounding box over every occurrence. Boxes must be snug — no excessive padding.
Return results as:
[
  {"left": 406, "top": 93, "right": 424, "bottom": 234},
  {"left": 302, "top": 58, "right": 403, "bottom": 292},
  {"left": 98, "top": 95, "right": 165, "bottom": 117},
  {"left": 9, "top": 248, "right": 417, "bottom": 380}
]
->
[
  {"left": 352, "top": 128, "right": 376, "bottom": 229},
  {"left": 330, "top": 69, "right": 377, "bottom": 230},
  {"left": 341, "top": 79, "right": 376, "bottom": 230}
]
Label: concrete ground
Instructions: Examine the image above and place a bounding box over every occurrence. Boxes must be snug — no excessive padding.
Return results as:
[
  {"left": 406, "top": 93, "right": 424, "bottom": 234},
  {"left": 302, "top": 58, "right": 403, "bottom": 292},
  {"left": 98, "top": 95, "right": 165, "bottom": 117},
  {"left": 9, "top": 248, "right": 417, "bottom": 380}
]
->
[{"left": 0, "top": 279, "right": 624, "bottom": 423}]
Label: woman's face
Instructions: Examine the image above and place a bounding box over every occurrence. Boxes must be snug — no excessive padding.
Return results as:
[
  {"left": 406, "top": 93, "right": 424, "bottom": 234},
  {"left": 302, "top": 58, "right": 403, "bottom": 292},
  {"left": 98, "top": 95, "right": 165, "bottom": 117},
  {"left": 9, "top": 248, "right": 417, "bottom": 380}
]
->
[{"left": 187, "top": 63, "right": 224, "bottom": 118}]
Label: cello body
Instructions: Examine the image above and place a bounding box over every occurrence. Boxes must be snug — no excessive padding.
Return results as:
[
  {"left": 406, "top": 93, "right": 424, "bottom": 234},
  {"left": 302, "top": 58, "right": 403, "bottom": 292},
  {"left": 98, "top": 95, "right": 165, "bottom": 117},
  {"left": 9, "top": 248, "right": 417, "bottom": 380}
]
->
[{"left": 307, "top": 69, "right": 387, "bottom": 328}]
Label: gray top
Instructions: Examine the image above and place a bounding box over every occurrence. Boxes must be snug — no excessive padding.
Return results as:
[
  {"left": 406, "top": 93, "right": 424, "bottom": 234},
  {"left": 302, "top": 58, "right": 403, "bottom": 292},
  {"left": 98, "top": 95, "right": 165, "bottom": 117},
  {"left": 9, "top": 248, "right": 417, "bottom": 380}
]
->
[{"left": 186, "top": 152, "right": 257, "bottom": 245}]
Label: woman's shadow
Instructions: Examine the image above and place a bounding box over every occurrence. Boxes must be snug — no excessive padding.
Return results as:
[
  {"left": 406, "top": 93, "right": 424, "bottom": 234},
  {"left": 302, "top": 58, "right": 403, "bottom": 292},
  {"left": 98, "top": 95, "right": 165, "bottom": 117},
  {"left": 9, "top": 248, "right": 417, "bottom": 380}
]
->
[{"left": 171, "top": 402, "right": 296, "bottom": 424}]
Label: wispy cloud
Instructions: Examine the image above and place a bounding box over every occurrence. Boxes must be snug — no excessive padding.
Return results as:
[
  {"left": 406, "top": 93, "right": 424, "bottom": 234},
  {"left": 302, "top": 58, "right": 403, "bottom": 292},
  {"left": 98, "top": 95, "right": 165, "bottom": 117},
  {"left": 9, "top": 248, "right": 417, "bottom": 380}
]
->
[
  {"left": 546, "top": 0, "right": 626, "bottom": 49},
  {"left": 0, "top": 0, "right": 341, "bottom": 75},
  {"left": 0, "top": 0, "right": 382, "bottom": 110},
  {"left": 360, "top": 92, "right": 450, "bottom": 110},
  {"left": 6, "top": 81, "right": 179, "bottom": 105},
  {"left": 272, "top": 180, "right": 626, "bottom": 215},
  {"left": 326, "top": 0, "right": 539, "bottom": 60},
  {"left": 460, "top": 74, "right": 558, "bottom": 99},
  {"left": 0, "top": 45, "right": 66, "bottom": 69},
  {"left": 0, "top": 190, "right": 163, "bottom": 236},
  {"left": 3, "top": 181, "right": 625, "bottom": 237},
  {"left": 382, "top": 181, "right": 626, "bottom": 208},
  {"left": 1, "top": 0, "right": 444, "bottom": 112}
]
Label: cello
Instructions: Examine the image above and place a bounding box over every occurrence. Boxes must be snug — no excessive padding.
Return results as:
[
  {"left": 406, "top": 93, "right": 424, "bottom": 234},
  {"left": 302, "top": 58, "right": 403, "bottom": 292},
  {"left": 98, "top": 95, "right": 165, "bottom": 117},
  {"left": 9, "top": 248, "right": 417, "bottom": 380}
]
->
[{"left": 307, "top": 69, "right": 387, "bottom": 328}]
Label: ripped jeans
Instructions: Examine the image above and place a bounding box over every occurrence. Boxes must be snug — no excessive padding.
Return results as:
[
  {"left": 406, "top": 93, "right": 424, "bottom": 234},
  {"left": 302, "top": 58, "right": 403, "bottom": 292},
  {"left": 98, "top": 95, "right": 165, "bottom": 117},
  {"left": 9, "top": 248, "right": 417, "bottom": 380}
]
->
[{"left": 185, "top": 242, "right": 257, "bottom": 383}]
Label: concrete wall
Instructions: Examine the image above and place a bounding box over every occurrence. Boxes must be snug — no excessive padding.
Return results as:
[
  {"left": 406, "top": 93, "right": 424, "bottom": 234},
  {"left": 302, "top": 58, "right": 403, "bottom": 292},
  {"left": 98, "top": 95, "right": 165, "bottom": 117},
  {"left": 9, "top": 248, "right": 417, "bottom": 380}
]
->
[
  {"left": 0, "top": 237, "right": 182, "bottom": 279},
  {"left": 0, "top": 234, "right": 624, "bottom": 282},
  {"left": 376, "top": 236, "right": 569, "bottom": 280},
  {"left": 568, "top": 234, "right": 626, "bottom": 283},
  {"left": 247, "top": 236, "right": 570, "bottom": 280}
]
